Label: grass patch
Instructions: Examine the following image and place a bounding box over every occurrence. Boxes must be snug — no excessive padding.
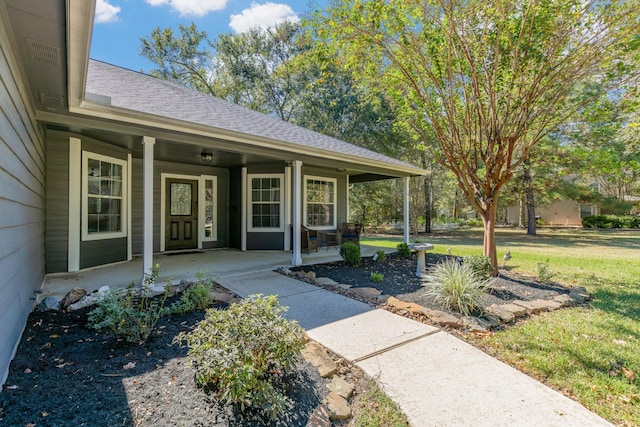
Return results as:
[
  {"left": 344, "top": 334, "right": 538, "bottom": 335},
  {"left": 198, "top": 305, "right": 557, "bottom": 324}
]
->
[
  {"left": 351, "top": 380, "right": 409, "bottom": 427},
  {"left": 363, "top": 228, "right": 640, "bottom": 425}
]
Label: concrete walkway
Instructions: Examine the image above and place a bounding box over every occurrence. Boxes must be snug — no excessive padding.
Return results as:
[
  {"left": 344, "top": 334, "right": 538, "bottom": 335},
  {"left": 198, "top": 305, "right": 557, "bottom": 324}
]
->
[{"left": 217, "top": 271, "right": 612, "bottom": 427}]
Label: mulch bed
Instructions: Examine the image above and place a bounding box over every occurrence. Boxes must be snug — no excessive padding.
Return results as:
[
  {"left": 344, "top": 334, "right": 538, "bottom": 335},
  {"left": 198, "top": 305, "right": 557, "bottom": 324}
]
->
[
  {"left": 0, "top": 295, "right": 332, "bottom": 427},
  {"left": 1, "top": 252, "right": 573, "bottom": 426},
  {"left": 292, "top": 252, "right": 572, "bottom": 318}
]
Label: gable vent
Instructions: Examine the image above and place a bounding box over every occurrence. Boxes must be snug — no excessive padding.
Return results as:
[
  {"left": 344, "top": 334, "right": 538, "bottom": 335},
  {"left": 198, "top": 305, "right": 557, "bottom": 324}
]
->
[{"left": 26, "top": 39, "right": 60, "bottom": 68}]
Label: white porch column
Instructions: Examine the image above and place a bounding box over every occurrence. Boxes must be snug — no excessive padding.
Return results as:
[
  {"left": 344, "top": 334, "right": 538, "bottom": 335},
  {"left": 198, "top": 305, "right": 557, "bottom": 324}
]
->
[
  {"left": 284, "top": 164, "right": 292, "bottom": 251},
  {"left": 291, "top": 160, "right": 303, "bottom": 266},
  {"left": 241, "top": 166, "right": 247, "bottom": 251},
  {"left": 142, "top": 136, "right": 155, "bottom": 276},
  {"left": 346, "top": 174, "right": 350, "bottom": 222},
  {"left": 403, "top": 176, "right": 410, "bottom": 244}
]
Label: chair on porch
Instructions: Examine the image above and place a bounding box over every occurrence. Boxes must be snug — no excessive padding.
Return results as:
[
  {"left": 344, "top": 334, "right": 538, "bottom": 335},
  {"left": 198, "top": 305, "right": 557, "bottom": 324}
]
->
[
  {"left": 340, "top": 223, "right": 362, "bottom": 245},
  {"left": 301, "top": 225, "right": 318, "bottom": 254}
]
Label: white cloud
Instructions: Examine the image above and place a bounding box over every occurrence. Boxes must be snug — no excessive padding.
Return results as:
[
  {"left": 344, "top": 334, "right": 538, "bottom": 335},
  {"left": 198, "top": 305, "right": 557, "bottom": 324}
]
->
[
  {"left": 95, "top": 0, "right": 121, "bottom": 23},
  {"left": 229, "top": 2, "right": 299, "bottom": 33},
  {"left": 145, "top": 0, "right": 229, "bottom": 17}
]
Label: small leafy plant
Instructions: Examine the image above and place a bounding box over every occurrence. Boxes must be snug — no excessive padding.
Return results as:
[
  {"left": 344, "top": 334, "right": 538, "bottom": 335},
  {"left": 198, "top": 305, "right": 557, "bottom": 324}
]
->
[
  {"left": 164, "top": 273, "right": 213, "bottom": 315},
  {"left": 536, "top": 260, "right": 555, "bottom": 283},
  {"left": 375, "top": 249, "right": 386, "bottom": 262},
  {"left": 396, "top": 242, "right": 411, "bottom": 259},
  {"left": 88, "top": 265, "right": 169, "bottom": 344},
  {"left": 340, "top": 241, "right": 362, "bottom": 266},
  {"left": 175, "top": 295, "right": 306, "bottom": 419},
  {"left": 462, "top": 255, "right": 493, "bottom": 278},
  {"left": 423, "top": 259, "right": 492, "bottom": 316},
  {"left": 370, "top": 272, "right": 384, "bottom": 282}
]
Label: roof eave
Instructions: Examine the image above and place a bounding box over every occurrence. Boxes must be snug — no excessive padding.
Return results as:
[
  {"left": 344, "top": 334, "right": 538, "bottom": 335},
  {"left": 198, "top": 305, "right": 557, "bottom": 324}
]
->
[{"left": 68, "top": 100, "right": 426, "bottom": 177}]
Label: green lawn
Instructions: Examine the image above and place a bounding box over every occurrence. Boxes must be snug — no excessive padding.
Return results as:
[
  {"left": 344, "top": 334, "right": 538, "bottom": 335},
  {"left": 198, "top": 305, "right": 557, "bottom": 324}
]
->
[{"left": 363, "top": 228, "right": 640, "bottom": 426}]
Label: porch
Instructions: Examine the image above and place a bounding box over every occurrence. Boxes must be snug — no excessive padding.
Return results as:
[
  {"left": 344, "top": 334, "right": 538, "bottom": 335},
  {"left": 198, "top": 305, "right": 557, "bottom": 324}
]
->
[{"left": 39, "top": 244, "right": 391, "bottom": 301}]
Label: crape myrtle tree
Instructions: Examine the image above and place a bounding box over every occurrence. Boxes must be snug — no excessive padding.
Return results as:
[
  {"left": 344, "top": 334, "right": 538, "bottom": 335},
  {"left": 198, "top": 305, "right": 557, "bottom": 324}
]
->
[{"left": 312, "top": 0, "right": 640, "bottom": 274}]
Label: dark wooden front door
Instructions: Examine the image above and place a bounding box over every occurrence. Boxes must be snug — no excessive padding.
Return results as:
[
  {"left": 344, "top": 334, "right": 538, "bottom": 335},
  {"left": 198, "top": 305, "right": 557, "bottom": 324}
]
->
[{"left": 166, "top": 178, "right": 198, "bottom": 250}]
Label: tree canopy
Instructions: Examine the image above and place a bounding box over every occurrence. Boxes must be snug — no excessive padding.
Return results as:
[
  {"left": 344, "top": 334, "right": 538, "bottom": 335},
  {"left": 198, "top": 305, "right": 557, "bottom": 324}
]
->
[{"left": 312, "top": 0, "right": 640, "bottom": 273}]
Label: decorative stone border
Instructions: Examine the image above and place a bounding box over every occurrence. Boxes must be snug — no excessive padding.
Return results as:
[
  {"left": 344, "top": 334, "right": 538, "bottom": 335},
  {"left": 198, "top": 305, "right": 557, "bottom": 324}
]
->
[{"left": 282, "top": 268, "right": 592, "bottom": 333}]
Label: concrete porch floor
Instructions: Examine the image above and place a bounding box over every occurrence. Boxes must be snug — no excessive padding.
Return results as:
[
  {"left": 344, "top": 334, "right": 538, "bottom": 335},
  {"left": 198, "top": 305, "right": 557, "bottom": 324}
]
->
[{"left": 40, "top": 244, "right": 389, "bottom": 301}]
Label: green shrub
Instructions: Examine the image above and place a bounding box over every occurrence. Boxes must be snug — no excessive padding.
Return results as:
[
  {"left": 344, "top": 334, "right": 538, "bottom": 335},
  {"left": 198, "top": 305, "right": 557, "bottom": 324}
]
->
[
  {"left": 164, "top": 273, "right": 213, "bottom": 315},
  {"left": 370, "top": 272, "right": 384, "bottom": 282},
  {"left": 465, "top": 218, "right": 483, "bottom": 227},
  {"left": 582, "top": 214, "right": 640, "bottom": 229},
  {"left": 396, "top": 242, "right": 411, "bottom": 259},
  {"left": 462, "top": 255, "right": 493, "bottom": 278},
  {"left": 175, "top": 295, "right": 306, "bottom": 419},
  {"left": 88, "top": 265, "right": 169, "bottom": 344},
  {"left": 340, "top": 242, "right": 362, "bottom": 266},
  {"left": 375, "top": 249, "right": 386, "bottom": 262},
  {"left": 423, "top": 259, "right": 491, "bottom": 316},
  {"left": 536, "top": 260, "right": 555, "bottom": 283}
]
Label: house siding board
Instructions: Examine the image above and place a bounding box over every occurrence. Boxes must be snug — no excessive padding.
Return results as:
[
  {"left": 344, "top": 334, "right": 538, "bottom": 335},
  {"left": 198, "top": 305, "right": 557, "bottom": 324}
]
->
[
  {"left": 0, "top": 36, "right": 46, "bottom": 384},
  {"left": 80, "top": 238, "right": 127, "bottom": 269},
  {"left": 45, "top": 133, "right": 69, "bottom": 273}
]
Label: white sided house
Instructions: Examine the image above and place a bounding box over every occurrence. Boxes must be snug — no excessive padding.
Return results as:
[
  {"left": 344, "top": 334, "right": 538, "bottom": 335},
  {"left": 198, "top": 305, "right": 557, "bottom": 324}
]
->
[{"left": 0, "top": 0, "right": 424, "bottom": 384}]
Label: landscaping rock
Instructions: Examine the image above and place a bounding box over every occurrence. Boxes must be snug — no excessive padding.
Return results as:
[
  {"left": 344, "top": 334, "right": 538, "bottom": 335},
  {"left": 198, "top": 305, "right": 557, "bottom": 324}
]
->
[
  {"left": 463, "top": 316, "right": 489, "bottom": 332},
  {"left": 479, "top": 313, "right": 502, "bottom": 329},
  {"left": 60, "top": 287, "right": 87, "bottom": 311},
  {"left": 421, "top": 308, "right": 463, "bottom": 328},
  {"left": 306, "top": 404, "right": 331, "bottom": 427},
  {"left": 540, "top": 299, "right": 563, "bottom": 311},
  {"left": 326, "top": 376, "right": 355, "bottom": 400},
  {"left": 209, "top": 291, "right": 234, "bottom": 303},
  {"left": 305, "top": 271, "right": 317, "bottom": 281},
  {"left": 554, "top": 293, "right": 576, "bottom": 307},
  {"left": 37, "top": 296, "right": 60, "bottom": 312},
  {"left": 301, "top": 342, "right": 338, "bottom": 378},
  {"left": 377, "top": 294, "right": 390, "bottom": 304},
  {"left": 351, "top": 287, "right": 382, "bottom": 300},
  {"left": 324, "top": 392, "right": 351, "bottom": 420},
  {"left": 571, "top": 286, "right": 591, "bottom": 300},
  {"left": 512, "top": 299, "right": 549, "bottom": 314},
  {"left": 485, "top": 304, "right": 516, "bottom": 323},
  {"left": 336, "top": 284, "right": 352, "bottom": 290},
  {"left": 387, "top": 296, "right": 424, "bottom": 314},
  {"left": 500, "top": 303, "right": 528, "bottom": 318},
  {"left": 68, "top": 295, "right": 97, "bottom": 311},
  {"left": 316, "top": 277, "right": 339, "bottom": 286}
]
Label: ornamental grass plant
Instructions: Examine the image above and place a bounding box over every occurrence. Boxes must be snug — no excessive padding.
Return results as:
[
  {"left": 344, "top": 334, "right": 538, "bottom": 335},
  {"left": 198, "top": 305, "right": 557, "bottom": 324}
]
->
[{"left": 423, "top": 259, "right": 492, "bottom": 316}]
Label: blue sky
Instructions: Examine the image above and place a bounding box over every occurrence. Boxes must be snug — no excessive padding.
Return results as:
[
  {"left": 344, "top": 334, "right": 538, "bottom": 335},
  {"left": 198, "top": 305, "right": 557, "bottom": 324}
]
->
[{"left": 91, "top": 0, "right": 328, "bottom": 72}]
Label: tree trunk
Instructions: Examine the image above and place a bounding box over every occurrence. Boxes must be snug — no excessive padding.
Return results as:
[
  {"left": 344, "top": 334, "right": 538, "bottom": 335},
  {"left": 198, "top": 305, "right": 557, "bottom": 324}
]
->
[
  {"left": 518, "top": 195, "right": 526, "bottom": 228},
  {"left": 480, "top": 202, "right": 499, "bottom": 276},
  {"left": 424, "top": 175, "right": 432, "bottom": 234},
  {"left": 523, "top": 159, "right": 536, "bottom": 236}
]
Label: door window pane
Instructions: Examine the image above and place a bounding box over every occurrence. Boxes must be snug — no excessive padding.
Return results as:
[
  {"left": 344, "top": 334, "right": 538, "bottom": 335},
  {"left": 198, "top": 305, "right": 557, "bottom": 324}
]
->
[{"left": 171, "top": 183, "right": 192, "bottom": 215}]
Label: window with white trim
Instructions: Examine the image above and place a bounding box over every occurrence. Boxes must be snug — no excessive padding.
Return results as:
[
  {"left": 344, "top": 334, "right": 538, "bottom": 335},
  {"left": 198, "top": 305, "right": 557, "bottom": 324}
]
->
[
  {"left": 248, "top": 174, "right": 283, "bottom": 231},
  {"left": 82, "top": 151, "right": 127, "bottom": 240},
  {"left": 202, "top": 176, "right": 217, "bottom": 241},
  {"left": 304, "top": 176, "right": 336, "bottom": 229}
]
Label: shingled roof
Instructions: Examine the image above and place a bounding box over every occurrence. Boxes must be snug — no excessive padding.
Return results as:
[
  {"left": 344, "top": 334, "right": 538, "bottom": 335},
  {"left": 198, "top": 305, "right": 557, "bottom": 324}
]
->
[{"left": 85, "top": 60, "right": 423, "bottom": 174}]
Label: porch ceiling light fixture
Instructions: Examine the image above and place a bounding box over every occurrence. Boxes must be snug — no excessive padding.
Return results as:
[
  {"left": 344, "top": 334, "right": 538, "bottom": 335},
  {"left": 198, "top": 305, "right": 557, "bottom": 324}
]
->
[{"left": 201, "top": 152, "right": 213, "bottom": 163}]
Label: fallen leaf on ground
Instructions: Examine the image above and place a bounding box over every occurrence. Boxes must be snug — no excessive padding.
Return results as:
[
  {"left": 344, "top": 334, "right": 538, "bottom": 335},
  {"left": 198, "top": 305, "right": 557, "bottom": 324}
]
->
[
  {"left": 24, "top": 368, "right": 32, "bottom": 373},
  {"left": 123, "top": 362, "right": 136, "bottom": 370},
  {"left": 5, "top": 385, "right": 18, "bottom": 390},
  {"left": 622, "top": 367, "right": 635, "bottom": 382},
  {"left": 49, "top": 334, "right": 59, "bottom": 339}
]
